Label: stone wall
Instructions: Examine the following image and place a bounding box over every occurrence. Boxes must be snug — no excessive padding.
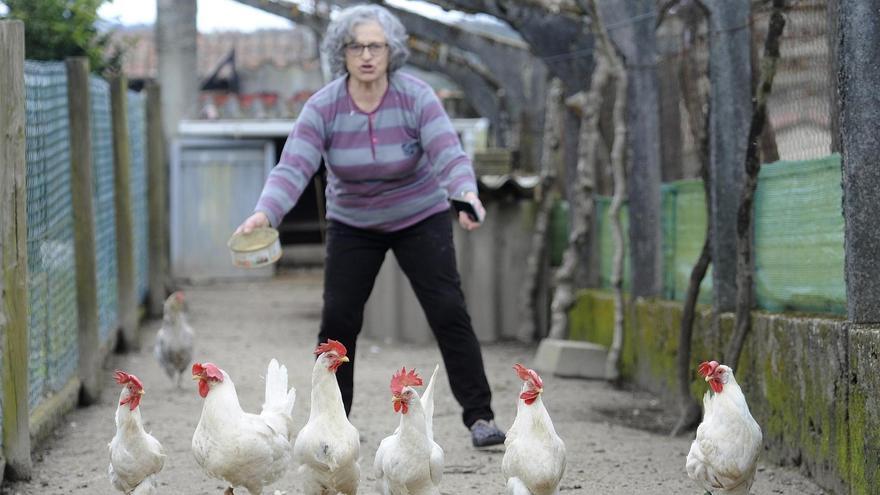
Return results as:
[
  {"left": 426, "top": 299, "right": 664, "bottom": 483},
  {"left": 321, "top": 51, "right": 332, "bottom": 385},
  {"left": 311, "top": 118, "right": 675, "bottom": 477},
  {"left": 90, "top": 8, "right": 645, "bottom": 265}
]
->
[{"left": 569, "top": 289, "right": 878, "bottom": 494}]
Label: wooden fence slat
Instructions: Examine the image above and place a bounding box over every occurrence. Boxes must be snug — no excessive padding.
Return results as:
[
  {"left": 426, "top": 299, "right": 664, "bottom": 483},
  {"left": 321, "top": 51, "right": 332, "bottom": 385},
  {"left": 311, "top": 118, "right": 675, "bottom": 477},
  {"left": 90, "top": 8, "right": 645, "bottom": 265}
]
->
[
  {"left": 146, "top": 82, "right": 169, "bottom": 318},
  {"left": 66, "top": 57, "right": 102, "bottom": 405},
  {"left": 110, "top": 75, "right": 139, "bottom": 350},
  {"left": 0, "top": 20, "right": 33, "bottom": 480}
]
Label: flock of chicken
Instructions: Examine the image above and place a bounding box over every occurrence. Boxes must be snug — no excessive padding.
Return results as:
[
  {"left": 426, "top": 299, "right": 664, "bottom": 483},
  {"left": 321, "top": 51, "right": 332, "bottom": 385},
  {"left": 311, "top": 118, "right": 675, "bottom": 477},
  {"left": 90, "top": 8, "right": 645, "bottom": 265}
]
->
[{"left": 108, "top": 291, "right": 763, "bottom": 495}]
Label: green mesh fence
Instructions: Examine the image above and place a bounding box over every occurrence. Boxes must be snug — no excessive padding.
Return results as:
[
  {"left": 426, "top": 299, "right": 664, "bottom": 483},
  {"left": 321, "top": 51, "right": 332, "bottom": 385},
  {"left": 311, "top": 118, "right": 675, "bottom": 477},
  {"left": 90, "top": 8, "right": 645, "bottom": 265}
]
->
[
  {"left": 594, "top": 156, "right": 844, "bottom": 315},
  {"left": 661, "top": 180, "right": 713, "bottom": 304},
  {"left": 753, "top": 154, "right": 845, "bottom": 314},
  {"left": 24, "top": 61, "right": 80, "bottom": 411},
  {"left": 89, "top": 76, "right": 118, "bottom": 344},
  {"left": 595, "top": 196, "right": 631, "bottom": 291},
  {"left": 127, "top": 91, "right": 149, "bottom": 302}
]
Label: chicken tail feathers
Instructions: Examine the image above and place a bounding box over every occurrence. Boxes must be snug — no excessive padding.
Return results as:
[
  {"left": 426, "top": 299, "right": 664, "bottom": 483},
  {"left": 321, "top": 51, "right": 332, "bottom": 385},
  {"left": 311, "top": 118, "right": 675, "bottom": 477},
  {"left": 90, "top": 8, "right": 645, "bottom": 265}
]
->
[
  {"left": 420, "top": 364, "right": 440, "bottom": 440},
  {"left": 263, "top": 358, "right": 296, "bottom": 416}
]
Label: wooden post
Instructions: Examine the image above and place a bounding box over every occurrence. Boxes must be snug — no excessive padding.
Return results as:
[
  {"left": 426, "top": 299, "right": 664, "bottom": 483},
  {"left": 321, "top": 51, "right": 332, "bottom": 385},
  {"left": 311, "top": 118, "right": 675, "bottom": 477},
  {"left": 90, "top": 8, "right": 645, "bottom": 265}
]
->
[
  {"left": 66, "top": 57, "right": 102, "bottom": 405},
  {"left": 146, "top": 82, "right": 168, "bottom": 317},
  {"left": 0, "top": 20, "right": 33, "bottom": 480},
  {"left": 110, "top": 75, "right": 139, "bottom": 350}
]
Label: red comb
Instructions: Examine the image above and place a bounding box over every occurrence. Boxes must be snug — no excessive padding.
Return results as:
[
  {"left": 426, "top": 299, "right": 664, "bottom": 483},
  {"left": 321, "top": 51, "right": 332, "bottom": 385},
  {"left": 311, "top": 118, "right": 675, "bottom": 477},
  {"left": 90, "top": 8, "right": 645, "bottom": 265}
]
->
[
  {"left": 314, "top": 339, "right": 347, "bottom": 357},
  {"left": 113, "top": 370, "right": 144, "bottom": 389},
  {"left": 698, "top": 361, "right": 719, "bottom": 377},
  {"left": 390, "top": 367, "right": 423, "bottom": 395},
  {"left": 513, "top": 363, "right": 543, "bottom": 389},
  {"left": 192, "top": 362, "right": 223, "bottom": 381},
  {"left": 174, "top": 291, "right": 185, "bottom": 303}
]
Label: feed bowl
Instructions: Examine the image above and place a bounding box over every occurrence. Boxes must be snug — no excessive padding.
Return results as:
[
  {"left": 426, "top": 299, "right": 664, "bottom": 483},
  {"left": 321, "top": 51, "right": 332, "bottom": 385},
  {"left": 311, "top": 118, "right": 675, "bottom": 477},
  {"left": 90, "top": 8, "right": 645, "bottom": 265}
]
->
[{"left": 227, "top": 227, "right": 282, "bottom": 268}]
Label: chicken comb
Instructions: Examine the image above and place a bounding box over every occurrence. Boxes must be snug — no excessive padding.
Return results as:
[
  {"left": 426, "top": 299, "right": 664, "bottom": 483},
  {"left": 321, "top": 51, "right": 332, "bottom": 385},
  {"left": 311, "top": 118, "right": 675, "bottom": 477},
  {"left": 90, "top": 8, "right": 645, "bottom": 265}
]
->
[
  {"left": 513, "top": 364, "right": 544, "bottom": 390},
  {"left": 314, "top": 339, "right": 347, "bottom": 357},
  {"left": 390, "top": 366, "right": 423, "bottom": 395},
  {"left": 697, "top": 360, "right": 719, "bottom": 377},
  {"left": 174, "top": 291, "right": 185, "bottom": 303},
  {"left": 192, "top": 362, "right": 224, "bottom": 381},
  {"left": 113, "top": 370, "right": 144, "bottom": 390}
]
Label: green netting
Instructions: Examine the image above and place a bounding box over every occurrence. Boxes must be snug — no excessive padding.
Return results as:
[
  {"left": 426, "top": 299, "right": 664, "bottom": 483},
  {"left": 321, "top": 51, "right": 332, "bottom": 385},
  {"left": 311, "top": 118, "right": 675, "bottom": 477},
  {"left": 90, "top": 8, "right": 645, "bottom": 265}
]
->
[
  {"left": 127, "top": 91, "right": 149, "bottom": 302},
  {"left": 24, "top": 61, "right": 80, "bottom": 411},
  {"left": 753, "top": 154, "right": 845, "bottom": 314},
  {"left": 595, "top": 196, "right": 631, "bottom": 291},
  {"left": 89, "top": 76, "right": 118, "bottom": 343},
  {"left": 661, "top": 180, "right": 713, "bottom": 304}
]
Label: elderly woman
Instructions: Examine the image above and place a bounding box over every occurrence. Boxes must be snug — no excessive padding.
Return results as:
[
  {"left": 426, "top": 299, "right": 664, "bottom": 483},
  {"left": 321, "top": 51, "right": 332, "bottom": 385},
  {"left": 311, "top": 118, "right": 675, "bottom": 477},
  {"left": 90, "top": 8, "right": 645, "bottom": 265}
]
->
[{"left": 235, "top": 4, "right": 505, "bottom": 447}]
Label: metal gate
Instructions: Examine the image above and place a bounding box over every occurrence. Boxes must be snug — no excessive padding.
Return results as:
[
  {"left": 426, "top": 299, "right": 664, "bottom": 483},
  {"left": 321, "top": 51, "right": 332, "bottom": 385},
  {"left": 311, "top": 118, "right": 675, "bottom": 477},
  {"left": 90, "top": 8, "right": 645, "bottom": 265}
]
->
[{"left": 170, "top": 138, "right": 275, "bottom": 282}]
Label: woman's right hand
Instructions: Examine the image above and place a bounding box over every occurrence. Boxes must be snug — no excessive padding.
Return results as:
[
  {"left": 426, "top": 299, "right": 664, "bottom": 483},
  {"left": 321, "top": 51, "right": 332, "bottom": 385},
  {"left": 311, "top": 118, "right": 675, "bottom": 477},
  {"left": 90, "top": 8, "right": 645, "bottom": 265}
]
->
[{"left": 234, "top": 211, "right": 270, "bottom": 235}]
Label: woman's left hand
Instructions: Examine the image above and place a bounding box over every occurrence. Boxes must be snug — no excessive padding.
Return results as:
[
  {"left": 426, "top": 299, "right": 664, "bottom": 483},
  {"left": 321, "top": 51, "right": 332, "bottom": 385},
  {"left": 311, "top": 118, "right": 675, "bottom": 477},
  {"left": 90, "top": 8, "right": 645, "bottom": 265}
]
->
[{"left": 458, "top": 191, "right": 486, "bottom": 231}]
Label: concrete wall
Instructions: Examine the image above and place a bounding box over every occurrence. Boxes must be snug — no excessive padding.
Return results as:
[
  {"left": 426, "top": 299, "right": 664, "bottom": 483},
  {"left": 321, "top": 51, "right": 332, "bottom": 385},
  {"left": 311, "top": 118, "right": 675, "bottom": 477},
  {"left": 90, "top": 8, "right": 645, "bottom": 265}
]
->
[
  {"left": 362, "top": 197, "right": 537, "bottom": 344},
  {"left": 569, "top": 289, "right": 879, "bottom": 494}
]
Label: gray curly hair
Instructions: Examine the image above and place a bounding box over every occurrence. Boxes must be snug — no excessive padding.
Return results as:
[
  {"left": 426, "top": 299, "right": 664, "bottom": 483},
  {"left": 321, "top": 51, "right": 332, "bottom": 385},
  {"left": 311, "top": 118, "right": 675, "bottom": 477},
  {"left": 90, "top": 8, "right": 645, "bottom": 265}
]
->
[{"left": 321, "top": 4, "right": 410, "bottom": 78}]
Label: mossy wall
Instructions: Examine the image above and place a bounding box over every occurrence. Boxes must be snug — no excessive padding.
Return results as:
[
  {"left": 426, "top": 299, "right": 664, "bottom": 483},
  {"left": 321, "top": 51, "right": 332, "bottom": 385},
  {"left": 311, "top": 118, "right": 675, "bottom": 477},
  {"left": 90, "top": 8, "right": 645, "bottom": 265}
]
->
[
  {"left": 568, "top": 289, "right": 876, "bottom": 494},
  {"left": 848, "top": 326, "right": 880, "bottom": 495}
]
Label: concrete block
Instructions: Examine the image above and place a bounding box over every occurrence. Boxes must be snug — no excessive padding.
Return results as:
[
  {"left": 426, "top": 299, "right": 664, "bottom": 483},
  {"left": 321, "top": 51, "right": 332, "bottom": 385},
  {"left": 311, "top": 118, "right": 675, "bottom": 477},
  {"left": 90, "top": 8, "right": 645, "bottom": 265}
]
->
[
  {"left": 532, "top": 338, "right": 608, "bottom": 379},
  {"left": 848, "top": 324, "right": 880, "bottom": 494}
]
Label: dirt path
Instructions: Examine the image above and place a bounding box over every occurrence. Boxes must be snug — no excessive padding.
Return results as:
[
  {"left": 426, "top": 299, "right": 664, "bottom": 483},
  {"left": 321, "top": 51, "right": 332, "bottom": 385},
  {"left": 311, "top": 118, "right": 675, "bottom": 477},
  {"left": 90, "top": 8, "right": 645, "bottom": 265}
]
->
[{"left": 1, "top": 269, "right": 827, "bottom": 494}]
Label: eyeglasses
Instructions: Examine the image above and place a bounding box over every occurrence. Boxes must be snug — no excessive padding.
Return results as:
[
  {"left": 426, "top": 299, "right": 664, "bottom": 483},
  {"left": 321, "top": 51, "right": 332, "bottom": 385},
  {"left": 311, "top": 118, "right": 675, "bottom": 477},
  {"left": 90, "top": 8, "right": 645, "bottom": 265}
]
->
[{"left": 345, "top": 42, "right": 388, "bottom": 57}]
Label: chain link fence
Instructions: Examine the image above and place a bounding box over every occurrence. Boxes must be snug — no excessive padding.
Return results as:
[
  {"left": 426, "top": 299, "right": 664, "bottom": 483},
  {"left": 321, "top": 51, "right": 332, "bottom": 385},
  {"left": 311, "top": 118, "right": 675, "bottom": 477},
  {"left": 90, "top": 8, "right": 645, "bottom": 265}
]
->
[
  {"left": 88, "top": 76, "right": 119, "bottom": 344},
  {"left": 127, "top": 90, "right": 150, "bottom": 302},
  {"left": 16, "top": 61, "right": 151, "bottom": 425},
  {"left": 24, "top": 61, "right": 80, "bottom": 410},
  {"left": 756, "top": 0, "right": 831, "bottom": 161}
]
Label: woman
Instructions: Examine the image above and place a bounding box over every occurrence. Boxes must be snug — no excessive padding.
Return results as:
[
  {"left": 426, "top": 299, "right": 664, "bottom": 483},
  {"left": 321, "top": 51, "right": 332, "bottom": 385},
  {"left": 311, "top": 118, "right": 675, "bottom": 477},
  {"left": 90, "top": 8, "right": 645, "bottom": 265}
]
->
[{"left": 235, "top": 4, "right": 505, "bottom": 448}]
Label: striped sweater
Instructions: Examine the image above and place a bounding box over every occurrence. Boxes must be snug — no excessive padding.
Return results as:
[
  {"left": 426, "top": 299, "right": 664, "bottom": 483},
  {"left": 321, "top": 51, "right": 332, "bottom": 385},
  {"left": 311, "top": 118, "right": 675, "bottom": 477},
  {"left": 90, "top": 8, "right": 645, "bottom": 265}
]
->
[{"left": 255, "top": 72, "right": 477, "bottom": 232}]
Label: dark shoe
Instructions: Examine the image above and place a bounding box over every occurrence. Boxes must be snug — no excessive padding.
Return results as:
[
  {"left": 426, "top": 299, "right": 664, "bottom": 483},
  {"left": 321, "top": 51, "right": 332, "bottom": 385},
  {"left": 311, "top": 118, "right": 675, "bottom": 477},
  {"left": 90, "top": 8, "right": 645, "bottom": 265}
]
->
[{"left": 470, "top": 419, "right": 505, "bottom": 447}]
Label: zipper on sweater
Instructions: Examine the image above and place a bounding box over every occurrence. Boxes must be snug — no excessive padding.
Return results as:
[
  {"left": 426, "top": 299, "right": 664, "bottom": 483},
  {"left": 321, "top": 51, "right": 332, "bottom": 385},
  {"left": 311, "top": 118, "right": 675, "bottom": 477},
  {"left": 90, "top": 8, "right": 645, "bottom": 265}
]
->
[{"left": 368, "top": 113, "right": 377, "bottom": 160}]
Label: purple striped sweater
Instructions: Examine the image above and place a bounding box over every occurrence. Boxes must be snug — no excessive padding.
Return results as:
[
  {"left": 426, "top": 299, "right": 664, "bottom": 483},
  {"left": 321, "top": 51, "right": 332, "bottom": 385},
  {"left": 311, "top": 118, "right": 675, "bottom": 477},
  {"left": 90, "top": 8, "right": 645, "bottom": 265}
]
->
[{"left": 255, "top": 72, "right": 477, "bottom": 232}]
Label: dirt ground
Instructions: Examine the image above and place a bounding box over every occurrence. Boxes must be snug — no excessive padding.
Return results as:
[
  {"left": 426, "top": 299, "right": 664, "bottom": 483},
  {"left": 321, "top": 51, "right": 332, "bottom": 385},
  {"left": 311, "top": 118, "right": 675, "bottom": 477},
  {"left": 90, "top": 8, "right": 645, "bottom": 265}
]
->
[{"left": 1, "top": 269, "right": 829, "bottom": 494}]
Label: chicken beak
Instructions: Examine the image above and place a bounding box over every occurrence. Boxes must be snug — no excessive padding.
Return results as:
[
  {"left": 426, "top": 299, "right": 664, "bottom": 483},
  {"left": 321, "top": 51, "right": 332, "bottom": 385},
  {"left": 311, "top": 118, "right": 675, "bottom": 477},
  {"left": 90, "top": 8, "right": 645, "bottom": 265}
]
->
[
  {"left": 138, "top": 389, "right": 145, "bottom": 396},
  {"left": 340, "top": 356, "right": 350, "bottom": 363},
  {"left": 192, "top": 374, "right": 202, "bottom": 381},
  {"left": 704, "top": 375, "right": 711, "bottom": 382}
]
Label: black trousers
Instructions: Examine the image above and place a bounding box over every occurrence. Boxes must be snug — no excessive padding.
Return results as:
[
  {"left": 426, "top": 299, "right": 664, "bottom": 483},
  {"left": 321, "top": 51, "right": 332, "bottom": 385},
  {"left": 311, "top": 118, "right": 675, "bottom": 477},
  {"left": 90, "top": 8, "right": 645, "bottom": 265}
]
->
[{"left": 317, "top": 211, "right": 494, "bottom": 428}]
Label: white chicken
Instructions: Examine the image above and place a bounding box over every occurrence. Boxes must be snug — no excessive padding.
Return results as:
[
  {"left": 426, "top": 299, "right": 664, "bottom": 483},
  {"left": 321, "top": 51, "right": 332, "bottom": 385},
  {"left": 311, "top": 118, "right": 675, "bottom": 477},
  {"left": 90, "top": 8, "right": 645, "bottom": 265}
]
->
[
  {"left": 154, "top": 291, "right": 194, "bottom": 388},
  {"left": 374, "top": 365, "right": 442, "bottom": 495},
  {"left": 191, "top": 359, "right": 297, "bottom": 494},
  {"left": 502, "top": 364, "right": 566, "bottom": 495},
  {"left": 108, "top": 371, "right": 166, "bottom": 494},
  {"left": 686, "top": 360, "right": 763, "bottom": 495},
  {"left": 293, "top": 339, "right": 360, "bottom": 494}
]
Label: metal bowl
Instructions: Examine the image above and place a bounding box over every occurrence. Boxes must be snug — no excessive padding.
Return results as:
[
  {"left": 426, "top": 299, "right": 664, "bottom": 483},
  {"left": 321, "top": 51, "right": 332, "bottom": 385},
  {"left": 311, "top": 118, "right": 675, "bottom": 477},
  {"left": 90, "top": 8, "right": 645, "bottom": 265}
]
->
[{"left": 227, "top": 227, "right": 282, "bottom": 268}]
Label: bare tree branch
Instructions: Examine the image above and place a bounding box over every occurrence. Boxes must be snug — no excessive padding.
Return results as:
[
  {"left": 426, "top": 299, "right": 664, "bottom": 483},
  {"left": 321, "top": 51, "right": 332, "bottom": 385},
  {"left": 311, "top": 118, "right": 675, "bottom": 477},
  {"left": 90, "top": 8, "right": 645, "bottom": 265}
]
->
[
  {"left": 726, "top": 0, "right": 787, "bottom": 370},
  {"left": 233, "top": 0, "right": 329, "bottom": 33}
]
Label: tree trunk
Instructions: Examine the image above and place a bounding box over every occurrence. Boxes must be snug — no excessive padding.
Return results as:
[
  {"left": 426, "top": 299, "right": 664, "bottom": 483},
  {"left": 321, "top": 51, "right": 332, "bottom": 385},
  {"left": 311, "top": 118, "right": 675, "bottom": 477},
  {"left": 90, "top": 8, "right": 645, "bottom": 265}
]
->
[
  {"left": 546, "top": 79, "right": 606, "bottom": 339},
  {"left": 672, "top": 2, "right": 712, "bottom": 436},
  {"left": 604, "top": 66, "right": 628, "bottom": 385},
  {"left": 726, "top": 0, "right": 788, "bottom": 370},
  {"left": 569, "top": 0, "right": 630, "bottom": 384},
  {"left": 751, "top": 18, "right": 781, "bottom": 164},
  {"left": 518, "top": 78, "right": 564, "bottom": 342}
]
